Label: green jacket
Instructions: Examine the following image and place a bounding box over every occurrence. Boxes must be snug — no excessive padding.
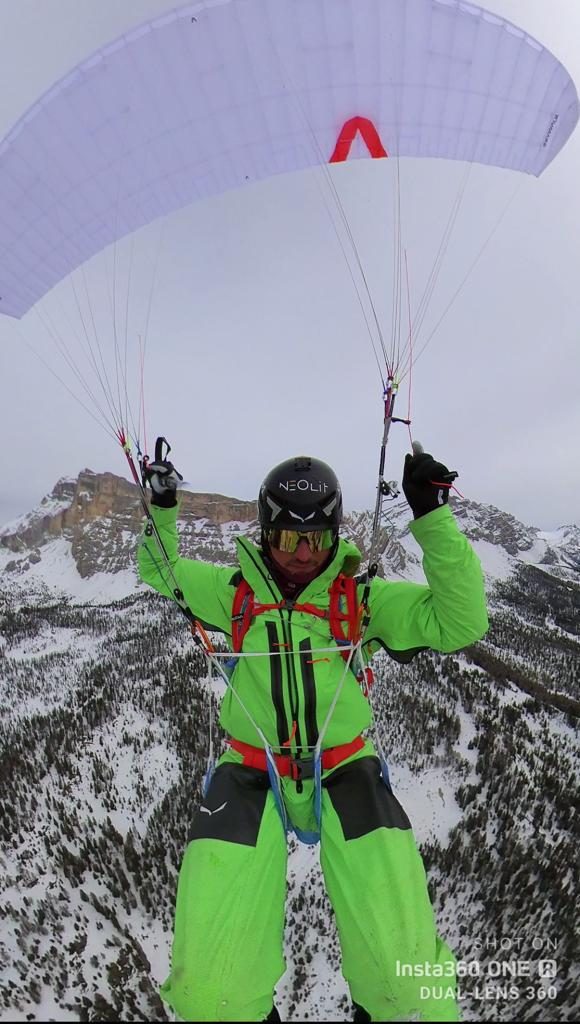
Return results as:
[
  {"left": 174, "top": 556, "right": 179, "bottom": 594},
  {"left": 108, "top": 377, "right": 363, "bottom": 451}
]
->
[{"left": 137, "top": 504, "right": 488, "bottom": 753}]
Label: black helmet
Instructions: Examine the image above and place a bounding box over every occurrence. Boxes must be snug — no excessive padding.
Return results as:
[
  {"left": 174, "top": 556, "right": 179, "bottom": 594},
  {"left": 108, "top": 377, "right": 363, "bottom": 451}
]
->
[{"left": 258, "top": 456, "right": 343, "bottom": 531}]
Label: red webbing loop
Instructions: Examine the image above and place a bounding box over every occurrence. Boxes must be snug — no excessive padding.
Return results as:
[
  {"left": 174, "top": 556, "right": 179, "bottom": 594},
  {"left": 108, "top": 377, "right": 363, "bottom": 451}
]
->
[{"left": 229, "top": 735, "right": 365, "bottom": 775}]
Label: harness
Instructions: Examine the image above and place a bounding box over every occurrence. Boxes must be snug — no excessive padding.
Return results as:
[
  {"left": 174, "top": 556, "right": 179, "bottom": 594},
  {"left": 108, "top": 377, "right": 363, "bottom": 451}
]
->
[
  {"left": 226, "top": 572, "right": 375, "bottom": 844},
  {"left": 201, "top": 571, "right": 389, "bottom": 845},
  {"left": 230, "top": 573, "right": 374, "bottom": 696}
]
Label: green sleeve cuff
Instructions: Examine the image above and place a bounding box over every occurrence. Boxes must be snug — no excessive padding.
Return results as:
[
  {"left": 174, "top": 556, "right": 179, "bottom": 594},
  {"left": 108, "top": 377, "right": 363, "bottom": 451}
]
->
[
  {"left": 148, "top": 502, "right": 179, "bottom": 525},
  {"left": 408, "top": 503, "right": 454, "bottom": 543}
]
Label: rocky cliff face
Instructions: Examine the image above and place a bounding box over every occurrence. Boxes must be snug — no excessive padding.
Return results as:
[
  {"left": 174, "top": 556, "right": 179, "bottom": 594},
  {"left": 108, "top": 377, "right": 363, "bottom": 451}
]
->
[
  {"left": 0, "top": 469, "right": 258, "bottom": 578},
  {"left": 452, "top": 497, "right": 537, "bottom": 554},
  {"left": 0, "top": 469, "right": 578, "bottom": 592},
  {"left": 453, "top": 497, "right": 580, "bottom": 567}
]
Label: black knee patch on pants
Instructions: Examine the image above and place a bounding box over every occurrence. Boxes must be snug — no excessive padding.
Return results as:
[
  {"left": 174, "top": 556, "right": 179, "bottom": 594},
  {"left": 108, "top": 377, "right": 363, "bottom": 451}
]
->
[
  {"left": 323, "top": 756, "right": 411, "bottom": 840},
  {"left": 189, "top": 763, "right": 270, "bottom": 846}
]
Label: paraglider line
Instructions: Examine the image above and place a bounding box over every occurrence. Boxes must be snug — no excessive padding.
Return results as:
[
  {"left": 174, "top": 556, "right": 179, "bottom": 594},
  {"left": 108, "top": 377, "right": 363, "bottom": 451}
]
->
[
  {"left": 404, "top": 249, "right": 414, "bottom": 448},
  {"left": 76, "top": 262, "right": 123, "bottom": 431},
  {"left": 32, "top": 305, "right": 120, "bottom": 438},
  {"left": 16, "top": 321, "right": 118, "bottom": 442},
  {"left": 399, "top": 177, "right": 523, "bottom": 377},
  {"left": 403, "top": 163, "right": 472, "bottom": 365},
  {"left": 284, "top": 79, "right": 389, "bottom": 373}
]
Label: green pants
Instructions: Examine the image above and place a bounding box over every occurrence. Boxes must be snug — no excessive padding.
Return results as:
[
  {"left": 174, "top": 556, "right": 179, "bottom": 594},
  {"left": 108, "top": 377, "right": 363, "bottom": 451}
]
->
[{"left": 160, "top": 749, "right": 459, "bottom": 1022}]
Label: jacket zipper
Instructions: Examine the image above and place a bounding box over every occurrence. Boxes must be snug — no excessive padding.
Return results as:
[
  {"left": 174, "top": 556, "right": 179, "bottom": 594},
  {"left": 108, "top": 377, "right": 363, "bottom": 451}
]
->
[
  {"left": 298, "top": 638, "right": 318, "bottom": 751},
  {"left": 265, "top": 620, "right": 288, "bottom": 747},
  {"left": 279, "top": 603, "right": 303, "bottom": 759},
  {"left": 238, "top": 542, "right": 316, "bottom": 792},
  {"left": 239, "top": 545, "right": 296, "bottom": 756}
]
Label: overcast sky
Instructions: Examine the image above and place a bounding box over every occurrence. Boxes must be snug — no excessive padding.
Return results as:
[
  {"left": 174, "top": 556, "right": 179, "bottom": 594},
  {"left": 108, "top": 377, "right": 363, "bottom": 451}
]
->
[{"left": 1, "top": 0, "right": 579, "bottom": 532}]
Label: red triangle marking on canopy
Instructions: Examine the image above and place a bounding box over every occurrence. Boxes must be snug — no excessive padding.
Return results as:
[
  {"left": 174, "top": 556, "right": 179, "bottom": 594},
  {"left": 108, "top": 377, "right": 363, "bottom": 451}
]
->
[{"left": 329, "top": 116, "right": 389, "bottom": 162}]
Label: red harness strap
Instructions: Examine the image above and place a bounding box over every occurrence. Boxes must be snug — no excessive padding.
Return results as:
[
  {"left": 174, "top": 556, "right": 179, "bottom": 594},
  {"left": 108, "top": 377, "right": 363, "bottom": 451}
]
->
[
  {"left": 231, "top": 579, "right": 259, "bottom": 653},
  {"left": 229, "top": 735, "right": 365, "bottom": 779},
  {"left": 230, "top": 573, "right": 374, "bottom": 692},
  {"left": 328, "top": 574, "right": 360, "bottom": 647},
  {"left": 232, "top": 575, "right": 360, "bottom": 650}
]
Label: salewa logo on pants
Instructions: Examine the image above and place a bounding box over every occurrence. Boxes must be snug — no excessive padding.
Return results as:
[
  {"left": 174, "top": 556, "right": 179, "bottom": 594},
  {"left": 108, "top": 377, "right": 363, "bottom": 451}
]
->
[{"left": 200, "top": 801, "right": 228, "bottom": 815}]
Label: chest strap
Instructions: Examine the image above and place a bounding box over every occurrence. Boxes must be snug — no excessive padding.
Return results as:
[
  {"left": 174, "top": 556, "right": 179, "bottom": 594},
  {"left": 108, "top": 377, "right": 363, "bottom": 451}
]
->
[
  {"left": 229, "top": 735, "right": 365, "bottom": 781},
  {"left": 232, "top": 575, "right": 364, "bottom": 655}
]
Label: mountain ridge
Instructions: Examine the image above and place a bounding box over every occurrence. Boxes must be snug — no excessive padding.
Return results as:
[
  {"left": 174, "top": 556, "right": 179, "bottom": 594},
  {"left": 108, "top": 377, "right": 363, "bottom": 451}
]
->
[{"left": 1, "top": 469, "right": 579, "bottom": 593}]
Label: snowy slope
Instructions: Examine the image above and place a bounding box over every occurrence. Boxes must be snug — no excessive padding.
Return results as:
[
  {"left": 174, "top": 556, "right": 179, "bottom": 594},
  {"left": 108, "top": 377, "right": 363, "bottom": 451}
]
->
[{"left": 1, "top": 474, "right": 579, "bottom": 1023}]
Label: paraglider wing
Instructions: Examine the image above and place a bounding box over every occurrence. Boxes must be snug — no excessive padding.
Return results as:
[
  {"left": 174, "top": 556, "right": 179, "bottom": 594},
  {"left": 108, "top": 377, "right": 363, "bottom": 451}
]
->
[{"left": 0, "top": 0, "right": 577, "bottom": 319}]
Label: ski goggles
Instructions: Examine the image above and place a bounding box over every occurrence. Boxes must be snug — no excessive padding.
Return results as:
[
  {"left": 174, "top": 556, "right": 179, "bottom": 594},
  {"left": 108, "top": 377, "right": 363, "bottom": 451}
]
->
[{"left": 265, "top": 527, "right": 337, "bottom": 554}]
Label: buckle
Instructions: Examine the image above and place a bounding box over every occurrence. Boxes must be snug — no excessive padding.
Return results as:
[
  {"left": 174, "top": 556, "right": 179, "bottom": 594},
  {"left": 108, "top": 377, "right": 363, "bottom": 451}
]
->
[{"left": 289, "top": 757, "right": 315, "bottom": 782}]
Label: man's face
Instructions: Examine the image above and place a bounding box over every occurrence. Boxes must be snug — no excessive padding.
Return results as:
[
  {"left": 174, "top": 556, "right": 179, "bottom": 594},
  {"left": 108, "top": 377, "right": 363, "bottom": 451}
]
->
[{"left": 267, "top": 533, "right": 334, "bottom": 583}]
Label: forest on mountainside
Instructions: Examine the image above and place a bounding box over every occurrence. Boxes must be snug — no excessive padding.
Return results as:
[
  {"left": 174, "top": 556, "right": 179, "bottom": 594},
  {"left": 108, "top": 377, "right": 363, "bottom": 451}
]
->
[{"left": 1, "top": 572, "right": 579, "bottom": 1021}]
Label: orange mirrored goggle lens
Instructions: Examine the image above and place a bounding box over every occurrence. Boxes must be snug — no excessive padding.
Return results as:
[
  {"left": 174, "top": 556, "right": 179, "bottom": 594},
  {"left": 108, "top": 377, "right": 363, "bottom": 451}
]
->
[{"left": 266, "top": 528, "right": 336, "bottom": 554}]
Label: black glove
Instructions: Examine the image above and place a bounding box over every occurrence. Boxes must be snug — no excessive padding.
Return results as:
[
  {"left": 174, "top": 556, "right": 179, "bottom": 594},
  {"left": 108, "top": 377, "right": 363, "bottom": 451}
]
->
[
  {"left": 143, "top": 437, "right": 183, "bottom": 508},
  {"left": 402, "top": 449, "right": 457, "bottom": 519}
]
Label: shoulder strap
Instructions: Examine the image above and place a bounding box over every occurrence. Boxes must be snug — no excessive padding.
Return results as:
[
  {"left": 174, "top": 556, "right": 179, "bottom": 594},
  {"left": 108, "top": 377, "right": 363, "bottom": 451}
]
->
[
  {"left": 231, "top": 578, "right": 255, "bottom": 653},
  {"left": 231, "top": 579, "right": 285, "bottom": 652},
  {"left": 231, "top": 573, "right": 362, "bottom": 655},
  {"left": 329, "top": 574, "right": 374, "bottom": 691},
  {"left": 328, "top": 574, "right": 361, "bottom": 648}
]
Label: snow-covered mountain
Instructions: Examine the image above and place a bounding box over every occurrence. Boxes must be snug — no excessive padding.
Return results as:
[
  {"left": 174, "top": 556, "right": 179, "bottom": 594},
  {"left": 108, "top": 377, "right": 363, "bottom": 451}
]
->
[
  {"left": 1, "top": 471, "right": 579, "bottom": 1022},
  {"left": 2, "top": 468, "right": 579, "bottom": 599},
  {"left": 0, "top": 470, "right": 258, "bottom": 595}
]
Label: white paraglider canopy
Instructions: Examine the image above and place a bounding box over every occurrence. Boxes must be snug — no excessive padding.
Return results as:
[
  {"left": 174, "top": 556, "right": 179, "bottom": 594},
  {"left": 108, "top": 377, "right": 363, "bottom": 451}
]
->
[{"left": 0, "top": 0, "right": 577, "bottom": 320}]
